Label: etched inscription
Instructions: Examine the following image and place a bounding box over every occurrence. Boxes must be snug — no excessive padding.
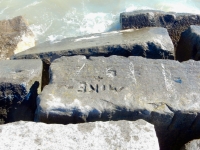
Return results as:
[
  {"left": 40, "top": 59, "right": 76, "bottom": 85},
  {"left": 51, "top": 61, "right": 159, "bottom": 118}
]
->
[
  {"left": 77, "top": 82, "right": 86, "bottom": 93},
  {"left": 106, "top": 68, "right": 117, "bottom": 78},
  {"left": 88, "top": 84, "right": 98, "bottom": 93},
  {"left": 77, "top": 82, "right": 124, "bottom": 93}
]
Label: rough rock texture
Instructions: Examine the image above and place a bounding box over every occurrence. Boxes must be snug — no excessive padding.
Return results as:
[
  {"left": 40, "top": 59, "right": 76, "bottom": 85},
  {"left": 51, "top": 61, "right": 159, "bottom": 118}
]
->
[
  {"left": 0, "top": 120, "right": 159, "bottom": 150},
  {"left": 181, "top": 139, "right": 200, "bottom": 150},
  {"left": 0, "top": 16, "right": 35, "bottom": 60},
  {"left": 120, "top": 10, "right": 200, "bottom": 50},
  {"left": 12, "top": 27, "right": 174, "bottom": 63},
  {"left": 176, "top": 25, "right": 200, "bottom": 62},
  {"left": 0, "top": 59, "right": 42, "bottom": 124},
  {"left": 36, "top": 56, "right": 200, "bottom": 150}
]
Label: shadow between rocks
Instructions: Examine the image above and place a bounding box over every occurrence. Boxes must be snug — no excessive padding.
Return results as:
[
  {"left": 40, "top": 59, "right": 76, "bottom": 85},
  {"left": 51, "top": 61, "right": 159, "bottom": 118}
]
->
[{"left": 0, "top": 81, "right": 39, "bottom": 124}]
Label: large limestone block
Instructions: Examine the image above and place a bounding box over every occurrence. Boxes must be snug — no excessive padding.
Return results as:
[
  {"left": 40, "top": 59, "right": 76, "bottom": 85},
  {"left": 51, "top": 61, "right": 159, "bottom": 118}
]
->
[
  {"left": 0, "top": 59, "right": 42, "bottom": 124},
  {"left": 176, "top": 25, "right": 200, "bottom": 62},
  {"left": 12, "top": 27, "right": 174, "bottom": 62},
  {"left": 36, "top": 56, "right": 200, "bottom": 150},
  {"left": 0, "top": 16, "right": 35, "bottom": 60},
  {"left": 0, "top": 120, "right": 159, "bottom": 150},
  {"left": 181, "top": 139, "right": 200, "bottom": 150},
  {"left": 120, "top": 10, "right": 200, "bottom": 49}
]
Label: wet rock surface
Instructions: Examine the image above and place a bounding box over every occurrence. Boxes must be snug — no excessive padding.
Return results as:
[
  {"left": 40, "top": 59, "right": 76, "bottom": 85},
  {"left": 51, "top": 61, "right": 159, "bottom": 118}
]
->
[
  {"left": 0, "top": 16, "right": 35, "bottom": 60},
  {"left": 120, "top": 10, "right": 200, "bottom": 49},
  {"left": 35, "top": 55, "right": 200, "bottom": 149},
  {"left": 0, "top": 119, "right": 159, "bottom": 150},
  {"left": 176, "top": 25, "right": 200, "bottom": 62},
  {"left": 0, "top": 59, "right": 42, "bottom": 124},
  {"left": 12, "top": 27, "right": 174, "bottom": 62}
]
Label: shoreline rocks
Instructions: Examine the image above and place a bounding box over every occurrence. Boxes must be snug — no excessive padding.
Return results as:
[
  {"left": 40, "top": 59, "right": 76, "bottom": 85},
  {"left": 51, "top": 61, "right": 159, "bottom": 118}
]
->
[
  {"left": 0, "top": 59, "right": 42, "bottom": 124},
  {"left": 2, "top": 10, "right": 200, "bottom": 150},
  {"left": 0, "top": 16, "right": 35, "bottom": 60},
  {"left": 35, "top": 55, "right": 200, "bottom": 149},
  {"left": 0, "top": 120, "right": 159, "bottom": 150},
  {"left": 120, "top": 10, "right": 200, "bottom": 51},
  {"left": 12, "top": 27, "right": 174, "bottom": 63}
]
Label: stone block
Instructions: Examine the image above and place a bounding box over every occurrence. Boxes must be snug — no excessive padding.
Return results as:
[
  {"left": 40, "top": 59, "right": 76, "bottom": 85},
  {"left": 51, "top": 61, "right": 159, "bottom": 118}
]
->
[
  {"left": 12, "top": 27, "right": 174, "bottom": 62},
  {"left": 35, "top": 55, "right": 200, "bottom": 149},
  {"left": 0, "top": 120, "right": 159, "bottom": 150},
  {"left": 0, "top": 59, "right": 42, "bottom": 124},
  {"left": 120, "top": 10, "right": 200, "bottom": 49}
]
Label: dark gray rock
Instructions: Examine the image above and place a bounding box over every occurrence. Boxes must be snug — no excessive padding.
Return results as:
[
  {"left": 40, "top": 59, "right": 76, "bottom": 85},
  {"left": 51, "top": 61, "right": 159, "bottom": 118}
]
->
[
  {"left": 176, "top": 25, "right": 200, "bottom": 62},
  {"left": 35, "top": 55, "right": 200, "bottom": 150},
  {"left": 181, "top": 139, "right": 200, "bottom": 150},
  {"left": 120, "top": 10, "right": 200, "bottom": 49},
  {"left": 12, "top": 27, "right": 174, "bottom": 63},
  {"left": 0, "top": 59, "right": 42, "bottom": 124},
  {"left": 0, "top": 119, "right": 159, "bottom": 150}
]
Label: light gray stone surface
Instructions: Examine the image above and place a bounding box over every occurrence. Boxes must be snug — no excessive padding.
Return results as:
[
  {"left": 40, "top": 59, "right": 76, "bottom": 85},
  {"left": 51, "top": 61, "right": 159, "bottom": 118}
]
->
[
  {"left": 36, "top": 55, "right": 200, "bottom": 149},
  {"left": 181, "top": 139, "right": 200, "bottom": 150},
  {"left": 0, "top": 16, "right": 35, "bottom": 60},
  {"left": 120, "top": 10, "right": 200, "bottom": 49},
  {"left": 0, "top": 119, "right": 159, "bottom": 150},
  {"left": 0, "top": 59, "right": 42, "bottom": 124},
  {"left": 176, "top": 25, "right": 200, "bottom": 62},
  {"left": 12, "top": 27, "right": 174, "bottom": 62}
]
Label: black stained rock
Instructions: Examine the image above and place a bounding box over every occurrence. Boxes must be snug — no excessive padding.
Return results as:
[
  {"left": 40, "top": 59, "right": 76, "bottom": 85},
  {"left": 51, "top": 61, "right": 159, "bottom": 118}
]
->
[
  {"left": 176, "top": 25, "right": 200, "bottom": 62},
  {"left": 120, "top": 10, "right": 200, "bottom": 50},
  {"left": 0, "top": 59, "right": 42, "bottom": 124}
]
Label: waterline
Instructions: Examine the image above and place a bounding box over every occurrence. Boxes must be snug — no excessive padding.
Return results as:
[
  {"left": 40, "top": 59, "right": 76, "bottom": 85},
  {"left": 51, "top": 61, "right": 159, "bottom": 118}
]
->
[{"left": 1, "top": 0, "right": 200, "bottom": 44}]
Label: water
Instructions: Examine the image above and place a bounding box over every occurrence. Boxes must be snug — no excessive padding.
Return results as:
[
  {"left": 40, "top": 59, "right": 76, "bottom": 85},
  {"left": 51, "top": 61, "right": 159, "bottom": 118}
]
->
[{"left": 1, "top": 0, "right": 200, "bottom": 44}]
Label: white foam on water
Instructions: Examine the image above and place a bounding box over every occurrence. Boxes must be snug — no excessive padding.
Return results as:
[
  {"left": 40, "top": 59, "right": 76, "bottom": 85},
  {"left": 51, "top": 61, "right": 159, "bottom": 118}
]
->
[
  {"left": 125, "top": 5, "right": 153, "bottom": 12},
  {"left": 23, "top": 1, "right": 42, "bottom": 9},
  {"left": 1, "top": 0, "right": 200, "bottom": 44},
  {"left": 46, "top": 35, "right": 67, "bottom": 43},
  {"left": 74, "top": 36, "right": 99, "bottom": 42},
  {"left": 79, "top": 12, "right": 115, "bottom": 34}
]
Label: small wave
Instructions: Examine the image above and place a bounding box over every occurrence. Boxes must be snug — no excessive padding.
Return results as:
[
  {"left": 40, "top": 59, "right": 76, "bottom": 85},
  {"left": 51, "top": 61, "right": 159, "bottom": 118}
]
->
[
  {"left": 23, "top": 1, "right": 42, "bottom": 9},
  {"left": 29, "top": 21, "right": 52, "bottom": 42},
  {"left": 154, "top": 2, "right": 200, "bottom": 13},
  {"left": 124, "top": 1, "right": 200, "bottom": 14},
  {"left": 46, "top": 35, "right": 66, "bottom": 43},
  {"left": 125, "top": 5, "right": 153, "bottom": 12},
  {"left": 0, "top": 7, "right": 8, "bottom": 15},
  {"left": 79, "top": 12, "right": 115, "bottom": 34},
  {"left": 74, "top": 36, "right": 100, "bottom": 42},
  {"left": 62, "top": 8, "right": 117, "bottom": 37}
]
